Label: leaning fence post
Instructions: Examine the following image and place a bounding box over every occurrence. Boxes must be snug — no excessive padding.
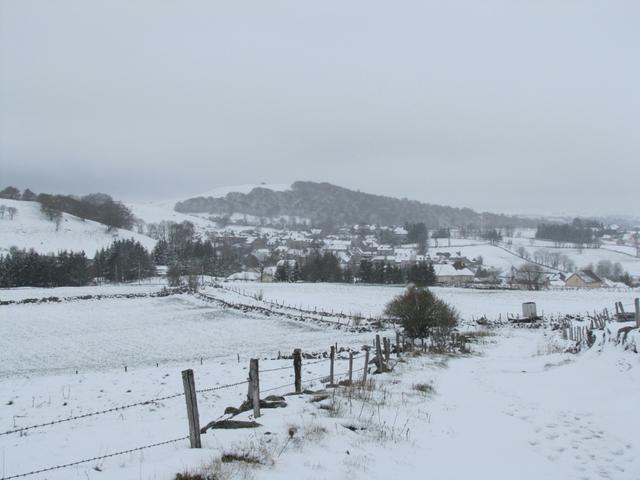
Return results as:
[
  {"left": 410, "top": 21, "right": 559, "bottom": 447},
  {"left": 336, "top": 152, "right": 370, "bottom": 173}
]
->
[
  {"left": 375, "top": 335, "right": 384, "bottom": 372},
  {"left": 635, "top": 298, "right": 640, "bottom": 328},
  {"left": 181, "top": 369, "right": 201, "bottom": 448},
  {"left": 362, "top": 347, "right": 370, "bottom": 383},
  {"left": 348, "top": 351, "right": 353, "bottom": 384},
  {"left": 248, "top": 359, "right": 260, "bottom": 418},
  {"left": 329, "top": 345, "right": 335, "bottom": 385},
  {"left": 293, "top": 349, "right": 302, "bottom": 393}
]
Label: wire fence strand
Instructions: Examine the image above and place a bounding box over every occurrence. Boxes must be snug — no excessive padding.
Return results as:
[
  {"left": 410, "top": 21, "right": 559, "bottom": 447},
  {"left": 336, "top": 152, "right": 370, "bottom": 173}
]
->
[
  {"left": 195, "top": 379, "right": 249, "bottom": 394},
  {"left": 0, "top": 436, "right": 189, "bottom": 480},
  {"left": 0, "top": 392, "right": 185, "bottom": 437}
]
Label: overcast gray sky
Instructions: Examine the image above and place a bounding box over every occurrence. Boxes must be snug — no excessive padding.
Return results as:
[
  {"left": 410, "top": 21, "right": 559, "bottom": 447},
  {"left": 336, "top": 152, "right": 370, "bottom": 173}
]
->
[{"left": 1, "top": 0, "right": 638, "bottom": 215}]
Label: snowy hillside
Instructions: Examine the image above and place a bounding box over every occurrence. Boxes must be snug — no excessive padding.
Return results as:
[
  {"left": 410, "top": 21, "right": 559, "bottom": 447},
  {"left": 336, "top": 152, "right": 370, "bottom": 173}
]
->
[{"left": 0, "top": 199, "right": 156, "bottom": 255}]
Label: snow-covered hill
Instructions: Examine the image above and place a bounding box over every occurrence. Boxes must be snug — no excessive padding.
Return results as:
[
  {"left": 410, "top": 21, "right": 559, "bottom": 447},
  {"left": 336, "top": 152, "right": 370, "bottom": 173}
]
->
[{"left": 0, "top": 199, "right": 157, "bottom": 255}]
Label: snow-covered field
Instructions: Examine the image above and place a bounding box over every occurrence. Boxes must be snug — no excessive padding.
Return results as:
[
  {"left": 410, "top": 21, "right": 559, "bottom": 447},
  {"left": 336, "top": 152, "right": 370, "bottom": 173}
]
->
[
  {"left": 1, "top": 282, "right": 639, "bottom": 480},
  {"left": 0, "top": 281, "right": 166, "bottom": 302},
  {"left": 503, "top": 236, "right": 640, "bottom": 275},
  {"left": 0, "top": 199, "right": 156, "bottom": 255},
  {"left": 223, "top": 282, "right": 639, "bottom": 319}
]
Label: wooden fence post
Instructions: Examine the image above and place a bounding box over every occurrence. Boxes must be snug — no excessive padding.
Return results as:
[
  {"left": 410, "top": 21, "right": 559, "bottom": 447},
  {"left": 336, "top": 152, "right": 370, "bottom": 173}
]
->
[
  {"left": 396, "top": 331, "right": 401, "bottom": 357},
  {"left": 362, "top": 347, "right": 370, "bottom": 383},
  {"left": 375, "top": 335, "right": 384, "bottom": 372},
  {"left": 383, "top": 337, "right": 390, "bottom": 365},
  {"left": 248, "top": 359, "right": 260, "bottom": 418},
  {"left": 329, "top": 345, "right": 335, "bottom": 385},
  {"left": 293, "top": 349, "right": 302, "bottom": 393},
  {"left": 348, "top": 351, "right": 353, "bottom": 384},
  {"left": 181, "top": 369, "right": 201, "bottom": 448},
  {"left": 635, "top": 298, "right": 640, "bottom": 328}
]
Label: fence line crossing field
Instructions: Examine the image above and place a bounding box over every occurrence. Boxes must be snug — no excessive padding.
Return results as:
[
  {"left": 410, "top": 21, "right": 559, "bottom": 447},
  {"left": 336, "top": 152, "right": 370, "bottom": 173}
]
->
[{"left": 1, "top": 282, "right": 639, "bottom": 479}]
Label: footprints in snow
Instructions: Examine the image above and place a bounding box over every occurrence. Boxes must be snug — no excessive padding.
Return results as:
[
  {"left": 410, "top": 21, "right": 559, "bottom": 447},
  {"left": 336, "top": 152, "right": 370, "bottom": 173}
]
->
[{"left": 506, "top": 406, "right": 635, "bottom": 479}]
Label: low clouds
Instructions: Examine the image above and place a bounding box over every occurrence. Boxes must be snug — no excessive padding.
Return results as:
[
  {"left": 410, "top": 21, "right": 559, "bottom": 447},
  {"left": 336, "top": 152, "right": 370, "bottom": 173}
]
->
[{"left": 1, "top": 0, "right": 638, "bottom": 215}]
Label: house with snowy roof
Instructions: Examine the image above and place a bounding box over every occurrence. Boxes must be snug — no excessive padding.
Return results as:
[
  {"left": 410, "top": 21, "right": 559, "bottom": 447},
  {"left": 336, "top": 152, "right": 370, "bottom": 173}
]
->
[
  {"left": 434, "top": 264, "right": 475, "bottom": 285},
  {"left": 564, "top": 270, "right": 605, "bottom": 289}
]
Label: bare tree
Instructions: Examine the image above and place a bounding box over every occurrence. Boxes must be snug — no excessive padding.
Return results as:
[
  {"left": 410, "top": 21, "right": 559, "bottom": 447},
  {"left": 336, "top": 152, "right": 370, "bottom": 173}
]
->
[{"left": 513, "top": 264, "right": 546, "bottom": 290}]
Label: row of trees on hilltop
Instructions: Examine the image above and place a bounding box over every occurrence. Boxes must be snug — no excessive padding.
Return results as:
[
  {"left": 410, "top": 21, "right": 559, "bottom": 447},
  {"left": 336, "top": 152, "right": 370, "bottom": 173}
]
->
[
  {"left": 38, "top": 193, "right": 134, "bottom": 230},
  {"left": 0, "top": 186, "right": 36, "bottom": 201},
  {"left": 0, "top": 185, "right": 135, "bottom": 231}
]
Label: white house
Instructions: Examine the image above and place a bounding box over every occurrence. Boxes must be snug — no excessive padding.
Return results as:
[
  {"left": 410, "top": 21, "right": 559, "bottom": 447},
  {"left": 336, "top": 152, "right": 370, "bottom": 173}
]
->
[{"left": 434, "top": 264, "right": 475, "bottom": 285}]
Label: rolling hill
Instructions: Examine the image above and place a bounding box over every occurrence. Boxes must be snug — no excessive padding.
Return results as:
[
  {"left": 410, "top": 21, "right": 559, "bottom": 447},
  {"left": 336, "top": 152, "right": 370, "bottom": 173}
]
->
[
  {"left": 0, "top": 199, "right": 157, "bottom": 256},
  {"left": 174, "top": 181, "right": 537, "bottom": 228}
]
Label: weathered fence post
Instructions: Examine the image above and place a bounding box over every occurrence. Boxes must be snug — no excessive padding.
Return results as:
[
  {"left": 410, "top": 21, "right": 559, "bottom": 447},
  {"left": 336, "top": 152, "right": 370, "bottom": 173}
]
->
[
  {"left": 181, "top": 369, "right": 201, "bottom": 448},
  {"left": 396, "top": 331, "right": 401, "bottom": 357},
  {"left": 383, "top": 337, "right": 390, "bottom": 365},
  {"left": 293, "top": 349, "right": 302, "bottom": 393},
  {"left": 362, "top": 347, "right": 370, "bottom": 383},
  {"left": 375, "top": 335, "right": 384, "bottom": 372},
  {"left": 635, "top": 298, "right": 640, "bottom": 328},
  {"left": 248, "top": 359, "right": 260, "bottom": 418},
  {"left": 348, "top": 351, "right": 353, "bottom": 384},
  {"left": 329, "top": 345, "right": 335, "bottom": 385}
]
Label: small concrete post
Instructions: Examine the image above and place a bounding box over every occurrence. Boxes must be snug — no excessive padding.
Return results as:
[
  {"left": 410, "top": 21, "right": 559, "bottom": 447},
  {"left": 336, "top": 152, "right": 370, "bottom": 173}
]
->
[
  {"left": 635, "top": 298, "right": 640, "bottom": 328},
  {"left": 348, "top": 351, "right": 353, "bottom": 383},
  {"left": 396, "top": 331, "right": 401, "bottom": 357}
]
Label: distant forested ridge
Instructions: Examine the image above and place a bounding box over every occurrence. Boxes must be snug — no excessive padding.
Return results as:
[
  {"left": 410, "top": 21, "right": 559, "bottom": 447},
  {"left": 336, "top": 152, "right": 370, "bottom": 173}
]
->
[{"left": 175, "top": 181, "right": 533, "bottom": 228}]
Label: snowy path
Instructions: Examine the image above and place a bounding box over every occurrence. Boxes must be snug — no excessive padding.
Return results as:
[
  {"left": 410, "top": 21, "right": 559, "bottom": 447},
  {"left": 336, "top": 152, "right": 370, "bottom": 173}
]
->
[
  {"left": 404, "top": 330, "right": 639, "bottom": 480},
  {"left": 261, "top": 329, "right": 639, "bottom": 480}
]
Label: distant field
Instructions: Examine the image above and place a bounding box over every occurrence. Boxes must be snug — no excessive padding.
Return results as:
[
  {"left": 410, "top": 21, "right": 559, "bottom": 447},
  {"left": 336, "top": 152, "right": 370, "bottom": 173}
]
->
[
  {"left": 219, "top": 282, "right": 637, "bottom": 319},
  {"left": 0, "top": 293, "right": 389, "bottom": 378}
]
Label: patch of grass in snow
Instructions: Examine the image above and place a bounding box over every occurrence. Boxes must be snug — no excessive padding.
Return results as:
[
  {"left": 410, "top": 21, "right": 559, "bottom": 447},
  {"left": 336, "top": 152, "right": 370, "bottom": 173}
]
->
[
  {"left": 413, "top": 382, "right": 435, "bottom": 395},
  {"left": 191, "top": 438, "right": 276, "bottom": 480}
]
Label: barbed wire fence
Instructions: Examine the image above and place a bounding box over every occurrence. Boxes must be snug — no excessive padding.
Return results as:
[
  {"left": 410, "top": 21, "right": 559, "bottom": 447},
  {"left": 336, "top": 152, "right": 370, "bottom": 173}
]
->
[{"left": 0, "top": 334, "right": 394, "bottom": 480}]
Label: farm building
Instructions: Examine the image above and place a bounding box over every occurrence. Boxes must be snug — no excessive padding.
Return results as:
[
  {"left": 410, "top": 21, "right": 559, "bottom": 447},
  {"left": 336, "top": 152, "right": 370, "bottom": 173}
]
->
[
  {"left": 564, "top": 270, "right": 605, "bottom": 289},
  {"left": 435, "top": 264, "right": 475, "bottom": 285}
]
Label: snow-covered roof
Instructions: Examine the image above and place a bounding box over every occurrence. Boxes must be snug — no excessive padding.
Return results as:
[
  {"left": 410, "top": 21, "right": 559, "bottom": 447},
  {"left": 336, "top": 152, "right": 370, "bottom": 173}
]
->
[
  {"left": 226, "top": 271, "right": 261, "bottom": 281},
  {"left": 435, "top": 264, "right": 475, "bottom": 277},
  {"left": 570, "top": 270, "right": 602, "bottom": 284}
]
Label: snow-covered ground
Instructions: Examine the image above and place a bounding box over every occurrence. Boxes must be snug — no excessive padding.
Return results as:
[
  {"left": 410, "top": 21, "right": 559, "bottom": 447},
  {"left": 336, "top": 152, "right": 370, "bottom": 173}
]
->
[
  {"left": 223, "top": 282, "right": 639, "bottom": 319},
  {"left": 0, "top": 199, "right": 156, "bottom": 255},
  {"left": 1, "top": 283, "right": 639, "bottom": 480},
  {"left": 503, "top": 236, "right": 640, "bottom": 275},
  {"left": 0, "top": 281, "right": 166, "bottom": 302}
]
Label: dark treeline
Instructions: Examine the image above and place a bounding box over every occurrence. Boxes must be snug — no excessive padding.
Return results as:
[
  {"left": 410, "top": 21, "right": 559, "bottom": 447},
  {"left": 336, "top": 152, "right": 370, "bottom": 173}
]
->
[
  {"left": 94, "top": 239, "right": 156, "bottom": 282},
  {"left": 536, "top": 218, "right": 602, "bottom": 246},
  {"left": 0, "top": 239, "right": 155, "bottom": 287},
  {"left": 359, "top": 260, "right": 435, "bottom": 285},
  {"left": 274, "top": 254, "right": 436, "bottom": 286},
  {"left": 1, "top": 185, "right": 135, "bottom": 231},
  {"left": 37, "top": 193, "right": 134, "bottom": 230},
  {"left": 0, "top": 248, "right": 90, "bottom": 287},
  {"left": 149, "top": 221, "right": 243, "bottom": 284}
]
